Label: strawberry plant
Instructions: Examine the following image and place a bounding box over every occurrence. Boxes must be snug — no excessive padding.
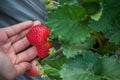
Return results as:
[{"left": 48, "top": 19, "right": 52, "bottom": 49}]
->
[{"left": 26, "top": 0, "right": 120, "bottom": 80}]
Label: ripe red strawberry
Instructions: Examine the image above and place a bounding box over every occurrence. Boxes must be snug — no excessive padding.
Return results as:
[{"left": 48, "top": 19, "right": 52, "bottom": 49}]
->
[
  {"left": 26, "top": 24, "right": 53, "bottom": 58},
  {"left": 26, "top": 24, "right": 50, "bottom": 46},
  {"left": 37, "top": 41, "right": 53, "bottom": 58},
  {"left": 26, "top": 61, "right": 39, "bottom": 76}
]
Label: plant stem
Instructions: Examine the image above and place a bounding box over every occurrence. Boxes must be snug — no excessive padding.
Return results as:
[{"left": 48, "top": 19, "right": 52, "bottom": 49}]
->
[
  {"left": 93, "top": 30, "right": 103, "bottom": 47},
  {"left": 41, "top": 48, "right": 63, "bottom": 64},
  {"left": 53, "top": 48, "right": 62, "bottom": 55}
]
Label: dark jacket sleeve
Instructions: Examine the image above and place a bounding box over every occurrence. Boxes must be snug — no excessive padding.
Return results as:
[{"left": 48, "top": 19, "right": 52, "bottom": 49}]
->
[{"left": 0, "top": 0, "right": 46, "bottom": 27}]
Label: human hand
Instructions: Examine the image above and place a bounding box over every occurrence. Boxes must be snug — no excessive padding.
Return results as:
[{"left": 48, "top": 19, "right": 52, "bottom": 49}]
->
[{"left": 0, "top": 21, "right": 40, "bottom": 80}]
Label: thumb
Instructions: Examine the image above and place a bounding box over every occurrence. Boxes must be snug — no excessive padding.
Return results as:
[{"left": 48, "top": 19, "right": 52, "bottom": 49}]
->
[
  {"left": 15, "top": 62, "right": 31, "bottom": 76},
  {"left": 33, "top": 21, "right": 41, "bottom": 26}
]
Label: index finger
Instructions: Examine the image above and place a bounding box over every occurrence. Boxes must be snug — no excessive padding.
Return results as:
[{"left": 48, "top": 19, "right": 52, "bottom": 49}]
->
[{"left": 4, "top": 21, "right": 33, "bottom": 37}]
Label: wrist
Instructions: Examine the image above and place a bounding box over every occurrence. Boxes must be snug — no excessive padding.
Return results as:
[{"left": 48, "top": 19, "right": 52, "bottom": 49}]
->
[{"left": 0, "top": 51, "right": 16, "bottom": 80}]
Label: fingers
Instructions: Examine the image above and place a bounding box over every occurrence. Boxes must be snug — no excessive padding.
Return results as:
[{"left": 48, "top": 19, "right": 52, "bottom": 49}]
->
[
  {"left": 14, "top": 20, "right": 41, "bottom": 63},
  {"left": 16, "top": 46, "right": 37, "bottom": 63},
  {"left": 15, "top": 62, "right": 31, "bottom": 77},
  {"left": 9, "top": 20, "right": 41, "bottom": 44},
  {"left": 11, "top": 20, "right": 42, "bottom": 53},
  {"left": 0, "top": 28, "right": 9, "bottom": 44},
  {"left": 9, "top": 28, "right": 30, "bottom": 43},
  {"left": 12, "top": 37, "right": 30, "bottom": 53},
  {"left": 4, "top": 21, "right": 33, "bottom": 37}
]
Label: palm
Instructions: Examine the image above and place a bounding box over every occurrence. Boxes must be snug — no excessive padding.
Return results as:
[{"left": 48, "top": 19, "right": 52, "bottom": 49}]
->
[
  {"left": 0, "top": 21, "right": 39, "bottom": 79},
  {"left": 0, "top": 21, "right": 35, "bottom": 64}
]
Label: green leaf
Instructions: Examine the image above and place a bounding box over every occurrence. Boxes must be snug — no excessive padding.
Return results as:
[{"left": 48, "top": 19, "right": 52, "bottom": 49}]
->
[
  {"left": 46, "top": 1, "right": 57, "bottom": 10},
  {"left": 88, "top": 0, "right": 120, "bottom": 31},
  {"left": 59, "top": 0, "right": 78, "bottom": 5},
  {"left": 60, "top": 52, "right": 120, "bottom": 80},
  {"left": 82, "top": 2, "right": 101, "bottom": 15},
  {"left": 60, "top": 52, "right": 101, "bottom": 80},
  {"left": 105, "top": 27, "right": 120, "bottom": 45},
  {"left": 43, "top": 64, "right": 60, "bottom": 79},
  {"left": 90, "top": 3, "right": 103, "bottom": 21},
  {"left": 101, "top": 56, "right": 120, "bottom": 80},
  {"left": 81, "top": 0, "right": 100, "bottom": 3},
  {"left": 88, "top": 0, "right": 120, "bottom": 44},
  {"left": 105, "top": 13, "right": 120, "bottom": 45},
  {"left": 103, "top": 1, "right": 120, "bottom": 45},
  {"left": 43, "top": 55, "right": 66, "bottom": 79},
  {"left": 61, "top": 36, "right": 96, "bottom": 58},
  {"left": 46, "top": 4, "right": 91, "bottom": 43}
]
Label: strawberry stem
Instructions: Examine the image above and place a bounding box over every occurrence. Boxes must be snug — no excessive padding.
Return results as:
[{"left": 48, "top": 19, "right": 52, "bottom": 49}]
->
[
  {"left": 51, "top": 48, "right": 62, "bottom": 55},
  {"left": 41, "top": 48, "right": 63, "bottom": 64}
]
